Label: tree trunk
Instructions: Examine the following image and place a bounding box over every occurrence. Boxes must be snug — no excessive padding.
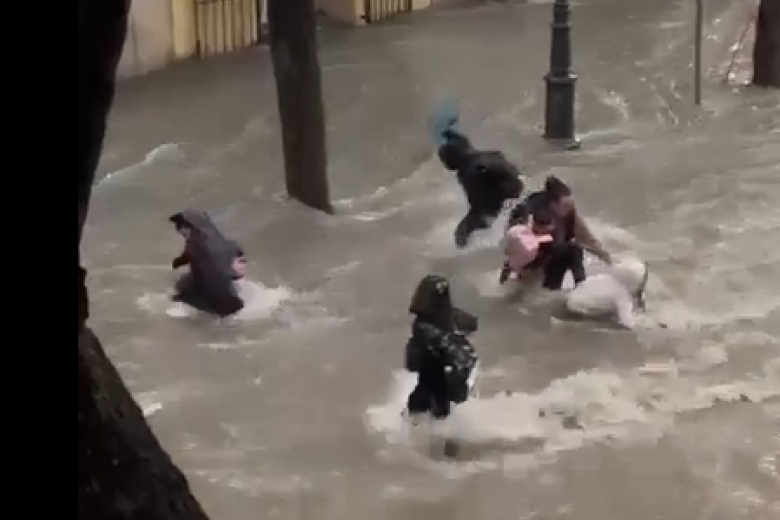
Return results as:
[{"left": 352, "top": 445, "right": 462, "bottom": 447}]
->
[
  {"left": 268, "top": 0, "right": 333, "bottom": 214},
  {"left": 752, "top": 0, "right": 780, "bottom": 87},
  {"left": 78, "top": 330, "right": 211, "bottom": 520},
  {"left": 79, "top": 1, "right": 210, "bottom": 518}
]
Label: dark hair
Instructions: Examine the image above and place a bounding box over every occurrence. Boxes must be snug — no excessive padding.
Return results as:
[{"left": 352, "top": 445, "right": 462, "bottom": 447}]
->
[
  {"left": 409, "top": 274, "right": 453, "bottom": 318},
  {"left": 532, "top": 206, "right": 554, "bottom": 227},
  {"left": 544, "top": 175, "right": 572, "bottom": 201},
  {"left": 437, "top": 131, "right": 474, "bottom": 171}
]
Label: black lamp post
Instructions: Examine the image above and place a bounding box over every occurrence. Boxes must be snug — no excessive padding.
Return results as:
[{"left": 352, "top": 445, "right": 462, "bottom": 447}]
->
[{"left": 543, "top": 0, "right": 580, "bottom": 150}]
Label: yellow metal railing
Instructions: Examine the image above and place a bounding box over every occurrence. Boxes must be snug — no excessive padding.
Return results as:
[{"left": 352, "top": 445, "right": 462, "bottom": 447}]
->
[
  {"left": 194, "top": 0, "right": 264, "bottom": 57},
  {"left": 363, "top": 0, "right": 412, "bottom": 24}
]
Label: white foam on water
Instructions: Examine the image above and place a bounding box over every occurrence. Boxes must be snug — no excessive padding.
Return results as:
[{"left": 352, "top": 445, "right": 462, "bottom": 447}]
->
[
  {"left": 135, "top": 280, "right": 350, "bottom": 339},
  {"left": 197, "top": 337, "right": 266, "bottom": 351},
  {"left": 757, "top": 453, "right": 778, "bottom": 479},
  {"left": 166, "top": 302, "right": 196, "bottom": 318},
  {"left": 135, "top": 279, "right": 293, "bottom": 322},
  {"left": 134, "top": 382, "right": 209, "bottom": 418},
  {"left": 334, "top": 186, "right": 391, "bottom": 209},
  {"left": 231, "top": 280, "right": 292, "bottom": 321},
  {"left": 423, "top": 207, "right": 513, "bottom": 258},
  {"left": 335, "top": 156, "right": 449, "bottom": 212},
  {"left": 365, "top": 365, "right": 780, "bottom": 468},
  {"left": 350, "top": 207, "right": 402, "bottom": 222},
  {"left": 98, "top": 143, "right": 183, "bottom": 186},
  {"left": 471, "top": 269, "right": 516, "bottom": 298},
  {"left": 136, "top": 292, "right": 188, "bottom": 316}
]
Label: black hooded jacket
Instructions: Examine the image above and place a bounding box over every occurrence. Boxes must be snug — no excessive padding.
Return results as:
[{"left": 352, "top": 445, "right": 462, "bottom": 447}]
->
[
  {"left": 458, "top": 151, "right": 523, "bottom": 214},
  {"left": 405, "top": 313, "right": 478, "bottom": 404},
  {"left": 438, "top": 133, "right": 524, "bottom": 215}
]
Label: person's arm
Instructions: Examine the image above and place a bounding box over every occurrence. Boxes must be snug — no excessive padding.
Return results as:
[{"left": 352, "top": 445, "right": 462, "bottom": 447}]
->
[
  {"left": 573, "top": 213, "right": 612, "bottom": 264},
  {"left": 172, "top": 250, "right": 191, "bottom": 269},
  {"left": 451, "top": 306, "right": 478, "bottom": 335}
]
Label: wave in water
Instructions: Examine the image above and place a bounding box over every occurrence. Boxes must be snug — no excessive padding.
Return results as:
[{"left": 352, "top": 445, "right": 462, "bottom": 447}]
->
[
  {"left": 364, "top": 364, "right": 780, "bottom": 469},
  {"left": 98, "top": 143, "right": 183, "bottom": 186},
  {"left": 136, "top": 279, "right": 292, "bottom": 322}
]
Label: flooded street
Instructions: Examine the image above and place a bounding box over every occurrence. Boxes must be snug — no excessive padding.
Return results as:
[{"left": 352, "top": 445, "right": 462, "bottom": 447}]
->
[{"left": 83, "top": 0, "right": 779, "bottom": 519}]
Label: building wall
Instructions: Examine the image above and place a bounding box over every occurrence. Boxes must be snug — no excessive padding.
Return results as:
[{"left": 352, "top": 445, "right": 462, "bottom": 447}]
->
[
  {"left": 117, "top": 0, "right": 175, "bottom": 78},
  {"left": 316, "top": 0, "right": 444, "bottom": 25},
  {"left": 116, "top": 0, "right": 436, "bottom": 78},
  {"left": 411, "top": 0, "right": 435, "bottom": 10},
  {"left": 316, "top": 0, "right": 364, "bottom": 25},
  {"left": 117, "top": 0, "right": 268, "bottom": 78}
]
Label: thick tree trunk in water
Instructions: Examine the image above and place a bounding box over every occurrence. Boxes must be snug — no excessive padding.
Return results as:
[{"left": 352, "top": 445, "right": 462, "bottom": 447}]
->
[
  {"left": 752, "top": 0, "right": 780, "bottom": 87},
  {"left": 78, "top": 331, "right": 211, "bottom": 520},
  {"left": 268, "top": 0, "right": 333, "bottom": 214},
  {"left": 79, "top": 1, "right": 210, "bottom": 518}
]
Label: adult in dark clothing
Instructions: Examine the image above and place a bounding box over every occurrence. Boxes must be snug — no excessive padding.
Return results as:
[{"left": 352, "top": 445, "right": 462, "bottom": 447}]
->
[
  {"left": 502, "top": 206, "right": 586, "bottom": 288},
  {"left": 170, "top": 211, "right": 246, "bottom": 277},
  {"left": 169, "top": 210, "right": 246, "bottom": 318},
  {"left": 500, "top": 176, "right": 611, "bottom": 289},
  {"left": 403, "top": 275, "right": 479, "bottom": 421},
  {"left": 79, "top": 1, "right": 210, "bottom": 518},
  {"left": 437, "top": 129, "right": 525, "bottom": 248}
]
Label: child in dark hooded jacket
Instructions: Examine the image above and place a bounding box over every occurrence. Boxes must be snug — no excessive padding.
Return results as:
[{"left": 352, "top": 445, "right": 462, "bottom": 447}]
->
[{"left": 404, "top": 274, "right": 479, "bottom": 421}]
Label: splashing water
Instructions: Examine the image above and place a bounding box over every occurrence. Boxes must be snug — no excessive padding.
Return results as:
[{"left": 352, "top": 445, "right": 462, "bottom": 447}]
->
[
  {"left": 365, "top": 364, "right": 780, "bottom": 467},
  {"left": 136, "top": 279, "right": 292, "bottom": 322}
]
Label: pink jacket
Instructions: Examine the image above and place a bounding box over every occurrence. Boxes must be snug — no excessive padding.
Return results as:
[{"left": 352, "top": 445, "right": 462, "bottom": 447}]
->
[{"left": 505, "top": 224, "right": 553, "bottom": 273}]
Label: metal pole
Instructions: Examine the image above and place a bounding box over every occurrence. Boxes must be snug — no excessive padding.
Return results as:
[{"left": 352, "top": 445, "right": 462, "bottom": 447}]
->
[
  {"left": 694, "top": 0, "right": 703, "bottom": 105},
  {"left": 543, "top": 0, "right": 580, "bottom": 150}
]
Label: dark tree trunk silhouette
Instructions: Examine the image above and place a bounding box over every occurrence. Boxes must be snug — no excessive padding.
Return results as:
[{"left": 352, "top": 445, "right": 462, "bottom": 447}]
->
[
  {"left": 268, "top": 0, "right": 333, "bottom": 214},
  {"left": 79, "top": 1, "right": 210, "bottom": 518},
  {"left": 752, "top": 0, "right": 780, "bottom": 87}
]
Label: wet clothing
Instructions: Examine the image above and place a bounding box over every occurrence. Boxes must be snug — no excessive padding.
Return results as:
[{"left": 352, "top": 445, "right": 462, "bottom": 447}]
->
[
  {"left": 171, "top": 249, "right": 192, "bottom": 270},
  {"left": 458, "top": 151, "right": 523, "bottom": 214},
  {"left": 437, "top": 128, "right": 473, "bottom": 169},
  {"left": 539, "top": 241, "right": 586, "bottom": 289},
  {"left": 504, "top": 224, "right": 554, "bottom": 273},
  {"left": 437, "top": 128, "right": 524, "bottom": 248},
  {"left": 169, "top": 210, "right": 244, "bottom": 317},
  {"left": 404, "top": 311, "right": 479, "bottom": 420},
  {"left": 173, "top": 241, "right": 244, "bottom": 280},
  {"left": 454, "top": 208, "right": 493, "bottom": 248},
  {"left": 509, "top": 191, "right": 572, "bottom": 240},
  {"left": 505, "top": 192, "right": 585, "bottom": 289},
  {"left": 451, "top": 150, "right": 524, "bottom": 247}
]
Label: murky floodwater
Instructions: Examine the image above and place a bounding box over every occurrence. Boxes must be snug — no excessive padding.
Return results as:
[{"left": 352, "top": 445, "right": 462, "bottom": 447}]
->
[{"left": 83, "top": 0, "right": 779, "bottom": 519}]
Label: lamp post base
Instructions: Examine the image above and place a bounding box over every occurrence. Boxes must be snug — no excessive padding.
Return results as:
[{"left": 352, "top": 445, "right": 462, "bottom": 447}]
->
[
  {"left": 543, "top": 72, "right": 578, "bottom": 148},
  {"left": 545, "top": 136, "right": 581, "bottom": 151}
]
